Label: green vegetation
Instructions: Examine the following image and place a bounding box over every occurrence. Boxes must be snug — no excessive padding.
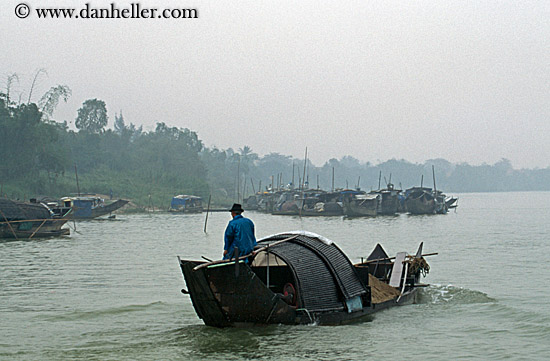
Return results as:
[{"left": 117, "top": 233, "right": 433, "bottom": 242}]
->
[{"left": 2, "top": 84, "right": 550, "bottom": 210}]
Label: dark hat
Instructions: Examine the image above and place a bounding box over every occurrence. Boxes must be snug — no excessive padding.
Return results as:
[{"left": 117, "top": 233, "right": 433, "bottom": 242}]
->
[{"left": 229, "top": 203, "right": 244, "bottom": 213}]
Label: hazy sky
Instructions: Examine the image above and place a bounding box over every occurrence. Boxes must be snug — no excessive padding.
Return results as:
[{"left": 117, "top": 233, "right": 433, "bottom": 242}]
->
[{"left": 1, "top": 0, "right": 549, "bottom": 168}]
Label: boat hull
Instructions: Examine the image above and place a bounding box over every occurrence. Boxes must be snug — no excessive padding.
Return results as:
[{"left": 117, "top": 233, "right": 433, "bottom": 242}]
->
[
  {"left": 179, "top": 259, "right": 418, "bottom": 327},
  {"left": 1, "top": 219, "right": 69, "bottom": 239},
  {"left": 342, "top": 197, "right": 377, "bottom": 217}
]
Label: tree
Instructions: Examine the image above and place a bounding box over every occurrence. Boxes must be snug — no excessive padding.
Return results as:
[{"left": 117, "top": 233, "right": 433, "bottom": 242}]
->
[
  {"left": 114, "top": 111, "right": 126, "bottom": 134},
  {"left": 75, "top": 98, "right": 108, "bottom": 133},
  {"left": 39, "top": 85, "right": 71, "bottom": 120}
]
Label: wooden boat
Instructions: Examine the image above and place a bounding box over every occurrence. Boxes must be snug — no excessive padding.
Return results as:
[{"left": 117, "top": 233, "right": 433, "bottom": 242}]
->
[
  {"left": 49, "top": 196, "right": 129, "bottom": 219},
  {"left": 272, "top": 190, "right": 343, "bottom": 216},
  {"left": 178, "top": 231, "right": 433, "bottom": 327},
  {"left": 0, "top": 199, "right": 70, "bottom": 239},
  {"left": 404, "top": 187, "right": 437, "bottom": 214},
  {"left": 342, "top": 192, "right": 379, "bottom": 217},
  {"left": 169, "top": 195, "right": 203, "bottom": 213},
  {"left": 445, "top": 197, "right": 458, "bottom": 210},
  {"left": 369, "top": 183, "right": 401, "bottom": 215}
]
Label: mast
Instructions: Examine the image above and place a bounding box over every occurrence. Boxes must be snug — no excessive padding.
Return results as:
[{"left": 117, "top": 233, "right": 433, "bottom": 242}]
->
[
  {"left": 291, "top": 161, "right": 295, "bottom": 190},
  {"left": 332, "top": 167, "right": 335, "bottom": 192},
  {"left": 74, "top": 163, "right": 81, "bottom": 196},
  {"left": 432, "top": 165, "right": 437, "bottom": 194},
  {"left": 300, "top": 147, "right": 307, "bottom": 216},
  {"left": 236, "top": 157, "right": 240, "bottom": 203}
]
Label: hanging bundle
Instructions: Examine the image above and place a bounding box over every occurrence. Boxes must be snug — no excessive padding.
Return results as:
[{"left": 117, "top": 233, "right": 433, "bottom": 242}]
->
[{"left": 407, "top": 257, "right": 430, "bottom": 277}]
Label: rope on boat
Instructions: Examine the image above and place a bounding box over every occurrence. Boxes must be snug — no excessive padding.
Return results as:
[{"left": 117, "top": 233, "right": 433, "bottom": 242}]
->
[{"left": 406, "top": 257, "right": 430, "bottom": 277}]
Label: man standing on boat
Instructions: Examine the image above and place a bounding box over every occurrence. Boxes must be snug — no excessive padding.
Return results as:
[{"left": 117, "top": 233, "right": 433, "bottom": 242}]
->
[{"left": 223, "top": 203, "right": 257, "bottom": 260}]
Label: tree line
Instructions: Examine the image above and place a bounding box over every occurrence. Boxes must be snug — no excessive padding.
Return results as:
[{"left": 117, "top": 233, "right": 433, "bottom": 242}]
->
[{"left": 2, "top": 81, "right": 550, "bottom": 208}]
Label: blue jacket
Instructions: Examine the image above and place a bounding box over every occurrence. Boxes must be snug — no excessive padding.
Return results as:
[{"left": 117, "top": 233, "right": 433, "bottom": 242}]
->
[{"left": 223, "top": 215, "right": 257, "bottom": 260}]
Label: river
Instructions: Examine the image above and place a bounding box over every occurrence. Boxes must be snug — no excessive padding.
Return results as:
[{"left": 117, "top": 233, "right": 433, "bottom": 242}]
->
[{"left": 1, "top": 192, "right": 549, "bottom": 360}]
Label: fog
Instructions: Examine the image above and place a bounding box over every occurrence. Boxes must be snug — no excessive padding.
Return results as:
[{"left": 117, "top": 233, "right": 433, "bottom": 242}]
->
[{"left": 1, "top": 0, "right": 548, "bottom": 168}]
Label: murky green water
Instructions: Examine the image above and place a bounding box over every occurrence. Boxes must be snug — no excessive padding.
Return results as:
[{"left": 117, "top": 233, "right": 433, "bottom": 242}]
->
[{"left": 1, "top": 192, "right": 549, "bottom": 360}]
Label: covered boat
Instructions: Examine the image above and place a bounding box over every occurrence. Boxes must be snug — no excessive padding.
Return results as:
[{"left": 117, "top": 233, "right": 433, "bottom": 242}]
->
[
  {"left": 0, "top": 199, "right": 70, "bottom": 239},
  {"left": 369, "top": 183, "right": 401, "bottom": 215},
  {"left": 178, "top": 231, "right": 432, "bottom": 327},
  {"left": 169, "top": 195, "right": 203, "bottom": 213},
  {"left": 342, "top": 192, "right": 379, "bottom": 217},
  {"left": 404, "top": 187, "right": 437, "bottom": 214},
  {"left": 48, "top": 196, "right": 129, "bottom": 219}
]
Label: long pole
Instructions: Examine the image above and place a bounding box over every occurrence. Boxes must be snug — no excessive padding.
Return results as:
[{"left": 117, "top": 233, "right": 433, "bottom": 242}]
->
[
  {"left": 302, "top": 147, "right": 307, "bottom": 190},
  {"left": 251, "top": 177, "right": 256, "bottom": 194},
  {"left": 74, "top": 163, "right": 81, "bottom": 196},
  {"left": 29, "top": 219, "right": 47, "bottom": 239},
  {"left": 203, "top": 194, "right": 211, "bottom": 233},
  {"left": 421, "top": 174, "right": 424, "bottom": 188},
  {"left": 378, "top": 170, "right": 381, "bottom": 190},
  {"left": 236, "top": 158, "right": 240, "bottom": 203},
  {"left": 432, "top": 165, "right": 437, "bottom": 194},
  {"left": 300, "top": 147, "right": 307, "bottom": 216},
  {"left": 0, "top": 209, "right": 18, "bottom": 240},
  {"left": 292, "top": 162, "right": 295, "bottom": 190},
  {"left": 332, "top": 167, "right": 335, "bottom": 192}
]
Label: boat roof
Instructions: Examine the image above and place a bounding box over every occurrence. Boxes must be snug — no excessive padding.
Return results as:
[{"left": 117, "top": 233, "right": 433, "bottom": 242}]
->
[
  {"left": 0, "top": 199, "right": 52, "bottom": 220},
  {"left": 60, "top": 196, "right": 104, "bottom": 201},
  {"left": 257, "top": 232, "right": 368, "bottom": 312},
  {"left": 173, "top": 195, "right": 202, "bottom": 200},
  {"left": 355, "top": 193, "right": 379, "bottom": 200}
]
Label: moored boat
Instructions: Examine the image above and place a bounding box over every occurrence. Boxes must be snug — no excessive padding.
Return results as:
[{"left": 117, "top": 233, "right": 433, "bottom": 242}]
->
[
  {"left": 0, "top": 199, "right": 70, "bottom": 239},
  {"left": 369, "top": 183, "right": 401, "bottom": 215},
  {"left": 169, "top": 195, "right": 203, "bottom": 213},
  {"left": 342, "top": 192, "right": 379, "bottom": 217},
  {"left": 178, "top": 231, "right": 433, "bottom": 327},
  {"left": 49, "top": 196, "right": 129, "bottom": 219},
  {"left": 404, "top": 187, "right": 438, "bottom": 214}
]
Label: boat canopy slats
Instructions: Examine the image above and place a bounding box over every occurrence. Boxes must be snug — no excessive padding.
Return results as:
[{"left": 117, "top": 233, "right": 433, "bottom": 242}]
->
[
  {"left": 0, "top": 199, "right": 51, "bottom": 221},
  {"left": 291, "top": 235, "right": 367, "bottom": 299},
  {"left": 259, "top": 233, "right": 368, "bottom": 310},
  {"left": 268, "top": 241, "right": 344, "bottom": 311}
]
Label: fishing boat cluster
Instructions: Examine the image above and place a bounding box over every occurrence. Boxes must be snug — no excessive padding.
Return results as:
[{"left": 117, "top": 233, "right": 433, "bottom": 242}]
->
[{"left": 241, "top": 182, "right": 458, "bottom": 217}]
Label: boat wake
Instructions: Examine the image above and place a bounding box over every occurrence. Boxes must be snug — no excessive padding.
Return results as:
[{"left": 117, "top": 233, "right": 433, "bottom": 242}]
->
[{"left": 417, "top": 284, "right": 496, "bottom": 305}]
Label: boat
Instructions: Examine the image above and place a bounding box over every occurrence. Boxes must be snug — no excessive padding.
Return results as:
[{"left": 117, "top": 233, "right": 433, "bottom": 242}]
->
[
  {"left": 404, "top": 187, "right": 438, "bottom": 214},
  {"left": 48, "top": 196, "right": 129, "bottom": 219},
  {"left": 178, "top": 231, "right": 433, "bottom": 327},
  {"left": 169, "top": 195, "right": 203, "bottom": 213},
  {"left": 272, "top": 190, "right": 344, "bottom": 217},
  {"left": 0, "top": 198, "right": 70, "bottom": 239},
  {"left": 342, "top": 192, "right": 379, "bottom": 217},
  {"left": 445, "top": 197, "right": 458, "bottom": 210},
  {"left": 369, "top": 183, "right": 401, "bottom": 215}
]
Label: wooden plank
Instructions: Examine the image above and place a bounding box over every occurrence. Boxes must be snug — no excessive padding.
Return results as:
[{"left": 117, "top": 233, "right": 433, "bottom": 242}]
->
[{"left": 389, "top": 252, "right": 406, "bottom": 288}]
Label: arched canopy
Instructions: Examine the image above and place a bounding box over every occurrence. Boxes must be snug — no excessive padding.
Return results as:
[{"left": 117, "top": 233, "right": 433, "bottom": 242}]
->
[{"left": 257, "top": 232, "right": 368, "bottom": 312}]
